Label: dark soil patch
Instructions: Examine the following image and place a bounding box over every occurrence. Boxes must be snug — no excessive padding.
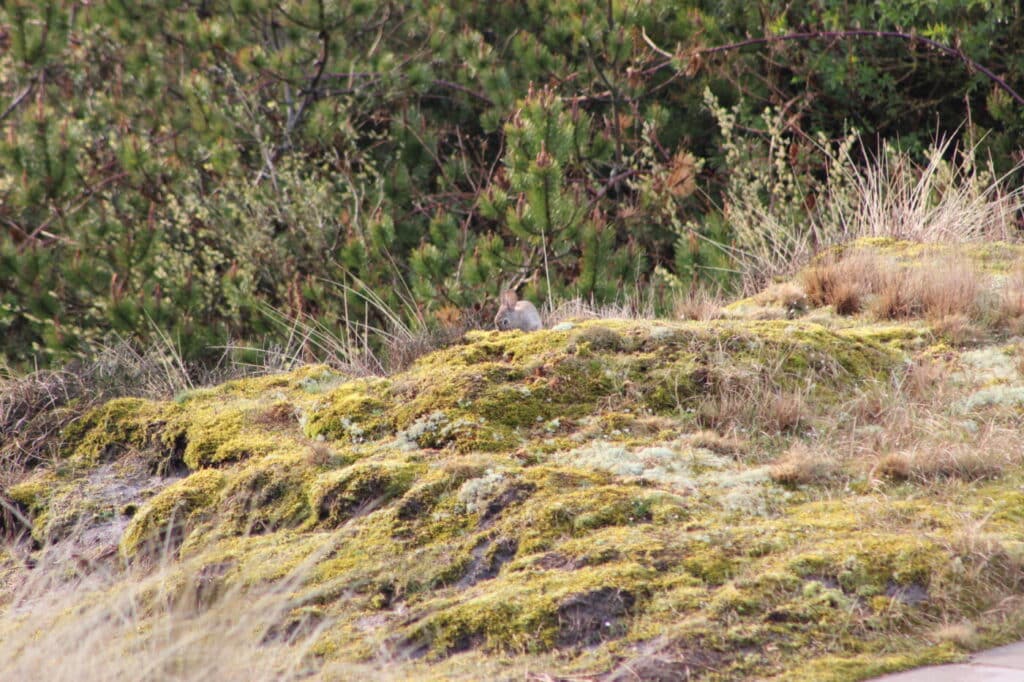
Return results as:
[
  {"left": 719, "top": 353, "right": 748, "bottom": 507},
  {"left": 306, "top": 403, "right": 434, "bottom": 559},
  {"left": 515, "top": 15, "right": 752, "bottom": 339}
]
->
[
  {"left": 153, "top": 427, "right": 188, "bottom": 476},
  {"left": 0, "top": 493, "right": 31, "bottom": 541},
  {"left": 252, "top": 402, "right": 298, "bottom": 428},
  {"left": 556, "top": 587, "right": 635, "bottom": 648},
  {"left": 886, "top": 581, "right": 929, "bottom": 605},
  {"left": 479, "top": 481, "right": 536, "bottom": 527},
  {"left": 598, "top": 637, "right": 732, "bottom": 681},
  {"left": 456, "top": 536, "right": 518, "bottom": 588},
  {"left": 534, "top": 552, "right": 584, "bottom": 570},
  {"left": 261, "top": 607, "right": 325, "bottom": 645}
]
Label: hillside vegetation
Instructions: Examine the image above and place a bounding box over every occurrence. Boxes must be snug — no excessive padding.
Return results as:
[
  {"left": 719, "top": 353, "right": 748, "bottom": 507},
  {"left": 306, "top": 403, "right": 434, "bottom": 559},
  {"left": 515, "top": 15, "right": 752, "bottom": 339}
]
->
[
  {"left": 5, "top": 240, "right": 1024, "bottom": 680},
  {"left": 4, "top": 2, "right": 1024, "bottom": 680},
  {"left": 2, "top": 1, "right": 1024, "bottom": 368}
]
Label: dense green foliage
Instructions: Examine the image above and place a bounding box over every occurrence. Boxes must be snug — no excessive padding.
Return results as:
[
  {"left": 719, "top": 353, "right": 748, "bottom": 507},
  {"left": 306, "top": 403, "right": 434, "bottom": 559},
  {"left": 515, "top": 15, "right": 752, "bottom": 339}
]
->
[{"left": 1, "top": 0, "right": 1022, "bottom": 367}]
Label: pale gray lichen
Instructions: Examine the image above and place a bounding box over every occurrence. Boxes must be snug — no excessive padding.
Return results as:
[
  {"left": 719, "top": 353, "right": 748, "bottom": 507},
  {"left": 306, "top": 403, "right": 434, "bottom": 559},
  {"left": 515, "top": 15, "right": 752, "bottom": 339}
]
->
[
  {"left": 959, "top": 386, "right": 1024, "bottom": 412},
  {"left": 457, "top": 469, "right": 507, "bottom": 515},
  {"left": 953, "top": 348, "right": 1021, "bottom": 386}
]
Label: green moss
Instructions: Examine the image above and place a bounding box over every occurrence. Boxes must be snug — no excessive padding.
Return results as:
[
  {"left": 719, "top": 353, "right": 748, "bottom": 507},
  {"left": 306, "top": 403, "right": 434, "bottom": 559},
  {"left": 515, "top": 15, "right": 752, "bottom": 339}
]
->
[
  {"left": 470, "top": 384, "right": 554, "bottom": 427},
  {"left": 207, "top": 433, "right": 286, "bottom": 466},
  {"left": 216, "top": 455, "right": 316, "bottom": 535},
  {"left": 62, "top": 397, "right": 168, "bottom": 467},
  {"left": 288, "top": 318, "right": 901, "bottom": 460},
  {"left": 828, "top": 238, "right": 1024, "bottom": 273},
  {"left": 6, "top": 472, "right": 59, "bottom": 515},
  {"left": 120, "top": 469, "right": 227, "bottom": 557},
  {"left": 309, "top": 461, "right": 422, "bottom": 527},
  {"left": 452, "top": 329, "right": 575, "bottom": 366},
  {"left": 6, "top": 471, "right": 68, "bottom": 542},
  {"left": 407, "top": 563, "right": 653, "bottom": 656},
  {"left": 570, "top": 325, "right": 630, "bottom": 352},
  {"left": 392, "top": 462, "right": 492, "bottom": 539},
  {"left": 708, "top": 582, "right": 764, "bottom": 616},
  {"left": 179, "top": 409, "right": 246, "bottom": 469},
  {"left": 304, "top": 379, "right": 391, "bottom": 442},
  {"left": 779, "top": 642, "right": 962, "bottom": 681},
  {"left": 392, "top": 410, "right": 516, "bottom": 453}
]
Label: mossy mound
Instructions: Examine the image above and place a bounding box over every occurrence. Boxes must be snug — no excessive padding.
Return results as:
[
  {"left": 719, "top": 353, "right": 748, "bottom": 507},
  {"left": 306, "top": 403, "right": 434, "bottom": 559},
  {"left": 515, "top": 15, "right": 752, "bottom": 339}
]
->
[{"left": 7, "top": 302, "right": 1024, "bottom": 680}]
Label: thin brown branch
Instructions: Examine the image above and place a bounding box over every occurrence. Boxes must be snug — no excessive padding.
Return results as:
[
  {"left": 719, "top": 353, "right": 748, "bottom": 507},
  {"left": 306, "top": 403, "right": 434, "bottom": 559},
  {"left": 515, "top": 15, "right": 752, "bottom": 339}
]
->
[
  {"left": 431, "top": 79, "right": 493, "bottom": 105},
  {"left": 286, "top": 29, "right": 331, "bottom": 138},
  {"left": 0, "top": 78, "right": 37, "bottom": 124}
]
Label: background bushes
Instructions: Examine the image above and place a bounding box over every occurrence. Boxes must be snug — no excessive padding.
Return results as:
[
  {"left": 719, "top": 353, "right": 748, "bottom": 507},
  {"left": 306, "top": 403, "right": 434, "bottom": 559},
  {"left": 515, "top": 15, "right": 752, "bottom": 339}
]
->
[{"left": 1, "top": 0, "right": 1022, "bottom": 368}]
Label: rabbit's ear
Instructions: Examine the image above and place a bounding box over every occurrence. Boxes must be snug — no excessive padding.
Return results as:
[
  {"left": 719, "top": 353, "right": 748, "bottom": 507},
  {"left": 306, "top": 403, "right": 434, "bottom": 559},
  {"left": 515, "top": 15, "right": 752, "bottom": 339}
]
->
[{"left": 500, "top": 290, "right": 518, "bottom": 307}]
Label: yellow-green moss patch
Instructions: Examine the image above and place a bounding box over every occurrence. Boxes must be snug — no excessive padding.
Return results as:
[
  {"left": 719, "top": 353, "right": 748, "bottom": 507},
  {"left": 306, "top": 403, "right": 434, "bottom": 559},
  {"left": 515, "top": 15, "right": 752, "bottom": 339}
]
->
[
  {"left": 120, "top": 469, "right": 227, "bottom": 557},
  {"left": 309, "top": 461, "right": 423, "bottom": 527}
]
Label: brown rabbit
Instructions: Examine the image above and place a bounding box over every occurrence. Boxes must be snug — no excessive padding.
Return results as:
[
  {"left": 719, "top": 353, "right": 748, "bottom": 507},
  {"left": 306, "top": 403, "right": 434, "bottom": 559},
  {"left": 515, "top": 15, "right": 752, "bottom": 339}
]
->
[{"left": 494, "top": 290, "right": 542, "bottom": 332}]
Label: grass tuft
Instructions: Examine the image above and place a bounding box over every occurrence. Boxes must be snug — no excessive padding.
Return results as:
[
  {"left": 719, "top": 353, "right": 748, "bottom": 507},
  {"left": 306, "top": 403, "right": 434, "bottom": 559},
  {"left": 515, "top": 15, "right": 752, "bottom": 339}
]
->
[{"left": 769, "top": 443, "right": 840, "bottom": 486}]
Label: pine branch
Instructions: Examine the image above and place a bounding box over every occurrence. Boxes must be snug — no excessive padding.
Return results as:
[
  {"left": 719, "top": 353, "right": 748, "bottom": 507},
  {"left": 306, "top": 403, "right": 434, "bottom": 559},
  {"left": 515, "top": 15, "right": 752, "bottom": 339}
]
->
[{"left": 641, "top": 27, "right": 1024, "bottom": 108}]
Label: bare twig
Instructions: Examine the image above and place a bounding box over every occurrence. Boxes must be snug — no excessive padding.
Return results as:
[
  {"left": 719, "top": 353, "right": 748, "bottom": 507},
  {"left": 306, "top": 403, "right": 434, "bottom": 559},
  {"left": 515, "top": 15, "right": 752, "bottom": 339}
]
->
[
  {"left": 431, "top": 79, "right": 493, "bottom": 105},
  {"left": 285, "top": 28, "right": 331, "bottom": 141},
  {"left": 0, "top": 78, "right": 36, "bottom": 124}
]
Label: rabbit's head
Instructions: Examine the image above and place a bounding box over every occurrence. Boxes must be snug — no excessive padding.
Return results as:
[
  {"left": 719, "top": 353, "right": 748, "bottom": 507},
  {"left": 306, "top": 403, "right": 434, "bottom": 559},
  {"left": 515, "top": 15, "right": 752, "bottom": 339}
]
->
[{"left": 495, "top": 290, "right": 542, "bottom": 332}]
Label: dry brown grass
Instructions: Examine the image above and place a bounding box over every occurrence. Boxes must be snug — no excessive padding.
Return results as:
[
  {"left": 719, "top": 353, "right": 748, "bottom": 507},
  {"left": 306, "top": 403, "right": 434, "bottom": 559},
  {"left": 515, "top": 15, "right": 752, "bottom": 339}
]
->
[
  {"left": 0, "top": 370, "right": 83, "bottom": 486},
  {"left": 930, "top": 621, "right": 980, "bottom": 649},
  {"left": 0, "top": 340, "right": 203, "bottom": 490},
  {"left": 938, "top": 518, "right": 1024, "bottom": 619},
  {"left": 845, "top": 384, "right": 891, "bottom": 425},
  {"left": 869, "top": 277, "right": 915, "bottom": 319},
  {"left": 760, "top": 391, "right": 808, "bottom": 434},
  {"left": 876, "top": 441, "right": 1010, "bottom": 483},
  {"left": 835, "top": 368, "right": 1021, "bottom": 485},
  {"left": 800, "top": 251, "right": 887, "bottom": 315},
  {"left": 531, "top": 283, "right": 718, "bottom": 329},
  {"left": 869, "top": 265, "right": 984, "bottom": 335},
  {"left": 996, "top": 290, "right": 1024, "bottom": 335},
  {"left": 695, "top": 332, "right": 1016, "bottom": 493},
  {"left": 694, "top": 370, "right": 809, "bottom": 437},
  {"left": 769, "top": 442, "right": 840, "bottom": 485},
  {"left": 900, "top": 357, "right": 949, "bottom": 400},
  {"left": 917, "top": 259, "right": 985, "bottom": 320},
  {"left": 755, "top": 282, "right": 808, "bottom": 316},
  {"left": 254, "top": 277, "right": 488, "bottom": 377},
  {"left": 866, "top": 257, "right": 985, "bottom": 322},
  {"left": 796, "top": 249, "right": 1005, "bottom": 337},
  {"left": 929, "top": 313, "right": 984, "bottom": 346},
  {"left": 684, "top": 430, "right": 747, "bottom": 456},
  {"left": 841, "top": 141, "right": 1023, "bottom": 245},
  {"left": 993, "top": 263, "right": 1024, "bottom": 335},
  {"left": 673, "top": 288, "right": 725, "bottom": 321},
  {"left": 770, "top": 346, "right": 1024, "bottom": 493},
  {"left": 693, "top": 389, "right": 746, "bottom": 433},
  {"left": 544, "top": 294, "right": 656, "bottom": 327},
  {"left": 304, "top": 442, "right": 338, "bottom": 468},
  {"left": 0, "top": 532, "right": 339, "bottom": 682},
  {"left": 727, "top": 131, "right": 1024, "bottom": 292},
  {"left": 825, "top": 280, "right": 861, "bottom": 316}
]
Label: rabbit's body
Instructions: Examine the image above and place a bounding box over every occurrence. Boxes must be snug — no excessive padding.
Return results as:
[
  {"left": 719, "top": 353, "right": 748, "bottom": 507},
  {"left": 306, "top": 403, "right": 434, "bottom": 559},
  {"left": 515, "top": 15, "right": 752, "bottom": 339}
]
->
[{"left": 495, "top": 290, "right": 542, "bottom": 332}]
